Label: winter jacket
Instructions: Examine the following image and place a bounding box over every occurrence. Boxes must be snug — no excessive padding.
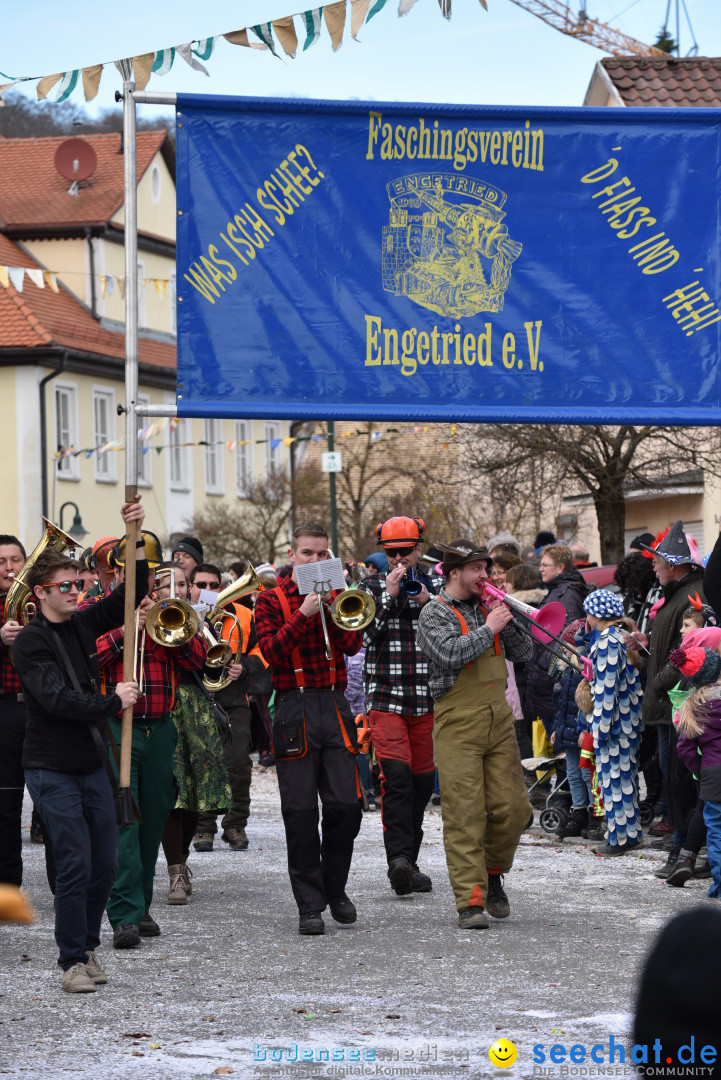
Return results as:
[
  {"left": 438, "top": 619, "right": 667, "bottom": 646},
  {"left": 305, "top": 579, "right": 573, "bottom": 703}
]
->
[
  {"left": 524, "top": 570, "right": 590, "bottom": 720},
  {"left": 552, "top": 662, "right": 585, "bottom": 750},
  {"left": 643, "top": 568, "right": 706, "bottom": 727},
  {"left": 677, "top": 694, "right": 721, "bottom": 801}
]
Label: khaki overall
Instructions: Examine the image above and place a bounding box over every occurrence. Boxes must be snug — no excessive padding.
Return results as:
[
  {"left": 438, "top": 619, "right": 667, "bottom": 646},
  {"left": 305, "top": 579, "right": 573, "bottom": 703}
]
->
[{"left": 433, "top": 610, "right": 532, "bottom": 911}]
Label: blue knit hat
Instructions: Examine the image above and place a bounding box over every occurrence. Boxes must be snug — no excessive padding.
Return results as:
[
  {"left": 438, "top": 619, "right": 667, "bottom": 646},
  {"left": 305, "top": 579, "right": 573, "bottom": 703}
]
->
[{"left": 583, "top": 589, "right": 624, "bottom": 620}]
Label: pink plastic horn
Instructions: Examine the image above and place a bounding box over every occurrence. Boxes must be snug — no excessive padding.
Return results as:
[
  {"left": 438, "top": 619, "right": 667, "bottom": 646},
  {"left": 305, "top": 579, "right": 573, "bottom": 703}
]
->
[{"left": 481, "top": 581, "right": 593, "bottom": 682}]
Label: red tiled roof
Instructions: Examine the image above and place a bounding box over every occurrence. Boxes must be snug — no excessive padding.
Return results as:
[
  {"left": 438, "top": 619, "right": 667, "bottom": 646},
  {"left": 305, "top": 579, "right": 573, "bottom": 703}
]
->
[
  {"left": 602, "top": 56, "right": 721, "bottom": 107},
  {"left": 0, "top": 130, "right": 170, "bottom": 229},
  {"left": 0, "top": 232, "right": 174, "bottom": 371}
]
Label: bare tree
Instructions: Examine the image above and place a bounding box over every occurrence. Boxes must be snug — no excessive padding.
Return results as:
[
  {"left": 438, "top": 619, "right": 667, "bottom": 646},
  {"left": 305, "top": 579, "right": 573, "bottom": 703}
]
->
[
  {"left": 457, "top": 424, "right": 721, "bottom": 563},
  {"left": 188, "top": 465, "right": 325, "bottom": 566}
]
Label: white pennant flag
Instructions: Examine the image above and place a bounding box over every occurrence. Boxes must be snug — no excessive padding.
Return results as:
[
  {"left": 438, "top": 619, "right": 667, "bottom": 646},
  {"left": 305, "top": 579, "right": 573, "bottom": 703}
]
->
[
  {"left": 26, "top": 268, "right": 45, "bottom": 289},
  {"left": 8, "top": 267, "right": 25, "bottom": 292},
  {"left": 176, "top": 43, "right": 210, "bottom": 75}
]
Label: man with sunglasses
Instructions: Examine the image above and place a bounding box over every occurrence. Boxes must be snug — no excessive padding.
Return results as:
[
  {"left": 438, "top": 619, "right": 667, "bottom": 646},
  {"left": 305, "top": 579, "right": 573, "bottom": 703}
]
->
[
  {"left": 359, "top": 517, "right": 437, "bottom": 897},
  {"left": 12, "top": 498, "right": 147, "bottom": 993}
]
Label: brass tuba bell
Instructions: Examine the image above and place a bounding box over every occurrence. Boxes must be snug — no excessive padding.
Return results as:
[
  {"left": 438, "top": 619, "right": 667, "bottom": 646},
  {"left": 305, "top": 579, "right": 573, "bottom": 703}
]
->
[
  {"left": 5, "top": 517, "right": 78, "bottom": 658},
  {"left": 145, "top": 568, "right": 200, "bottom": 648},
  {"left": 202, "top": 562, "right": 264, "bottom": 693}
]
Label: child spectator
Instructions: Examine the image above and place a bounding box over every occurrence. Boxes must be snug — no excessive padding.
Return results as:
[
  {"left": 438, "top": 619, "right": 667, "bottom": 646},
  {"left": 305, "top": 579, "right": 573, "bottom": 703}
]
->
[{"left": 580, "top": 589, "right": 644, "bottom": 856}]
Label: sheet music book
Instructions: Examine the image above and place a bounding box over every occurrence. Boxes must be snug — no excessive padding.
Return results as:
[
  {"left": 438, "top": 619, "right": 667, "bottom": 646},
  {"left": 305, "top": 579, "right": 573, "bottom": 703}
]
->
[{"left": 295, "top": 557, "right": 346, "bottom": 596}]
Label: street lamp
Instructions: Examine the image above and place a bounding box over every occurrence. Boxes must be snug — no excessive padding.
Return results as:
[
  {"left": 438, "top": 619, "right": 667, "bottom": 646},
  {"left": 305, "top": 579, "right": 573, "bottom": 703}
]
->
[{"left": 59, "top": 501, "right": 88, "bottom": 543}]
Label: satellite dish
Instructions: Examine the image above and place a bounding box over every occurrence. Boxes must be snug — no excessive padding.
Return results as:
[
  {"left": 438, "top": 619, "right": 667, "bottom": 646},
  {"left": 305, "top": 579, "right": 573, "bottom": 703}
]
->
[{"left": 54, "top": 138, "right": 97, "bottom": 181}]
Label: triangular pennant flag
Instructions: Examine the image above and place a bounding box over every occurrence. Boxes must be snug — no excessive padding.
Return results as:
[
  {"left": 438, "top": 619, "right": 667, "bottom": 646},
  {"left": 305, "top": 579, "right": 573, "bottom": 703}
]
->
[
  {"left": 350, "top": 0, "right": 371, "bottom": 38},
  {"left": 105, "top": 275, "right": 115, "bottom": 298},
  {"left": 398, "top": 0, "right": 422, "bottom": 14},
  {"left": 153, "top": 278, "right": 168, "bottom": 301},
  {"left": 133, "top": 53, "right": 155, "bottom": 91},
  {"left": 366, "top": 0, "right": 388, "bottom": 20},
  {"left": 192, "top": 38, "right": 215, "bottom": 61},
  {"left": 302, "top": 9, "right": 324, "bottom": 50},
  {"left": 437, "top": 0, "right": 451, "bottom": 16},
  {"left": 251, "top": 24, "right": 279, "bottom": 56},
  {"left": 115, "top": 58, "right": 133, "bottom": 81},
  {"left": 0, "top": 81, "right": 16, "bottom": 105},
  {"left": 36, "top": 72, "right": 63, "bottom": 101},
  {"left": 54, "top": 70, "right": 80, "bottom": 103},
  {"left": 272, "top": 17, "right": 298, "bottom": 58},
  {"left": 82, "top": 64, "right": 103, "bottom": 101},
  {"left": 43, "top": 270, "right": 59, "bottom": 292},
  {"left": 0, "top": 266, "right": 9, "bottom": 288},
  {"left": 99, "top": 275, "right": 108, "bottom": 299},
  {"left": 8, "top": 267, "right": 25, "bottom": 292},
  {"left": 151, "top": 48, "right": 176, "bottom": 75},
  {"left": 283, "top": 436, "right": 296, "bottom": 447},
  {"left": 176, "top": 43, "right": 210, "bottom": 75},
  {"left": 26, "top": 269, "right": 44, "bottom": 289},
  {"left": 223, "top": 30, "right": 268, "bottom": 50},
  {"left": 477, "top": 0, "right": 488, "bottom": 9},
  {"left": 324, "top": 1, "right": 346, "bottom": 49}
]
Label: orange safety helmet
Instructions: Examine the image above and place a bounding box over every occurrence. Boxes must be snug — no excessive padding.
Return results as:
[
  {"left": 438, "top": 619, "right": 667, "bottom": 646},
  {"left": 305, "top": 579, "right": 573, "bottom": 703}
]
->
[
  {"left": 90, "top": 536, "right": 118, "bottom": 573},
  {"left": 376, "top": 517, "right": 426, "bottom": 549}
]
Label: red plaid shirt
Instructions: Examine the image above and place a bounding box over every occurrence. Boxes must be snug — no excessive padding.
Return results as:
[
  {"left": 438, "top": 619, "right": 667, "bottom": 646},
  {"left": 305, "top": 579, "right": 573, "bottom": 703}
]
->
[
  {"left": 0, "top": 594, "right": 22, "bottom": 695},
  {"left": 97, "top": 625, "right": 206, "bottom": 721},
  {"left": 254, "top": 577, "right": 361, "bottom": 692}
]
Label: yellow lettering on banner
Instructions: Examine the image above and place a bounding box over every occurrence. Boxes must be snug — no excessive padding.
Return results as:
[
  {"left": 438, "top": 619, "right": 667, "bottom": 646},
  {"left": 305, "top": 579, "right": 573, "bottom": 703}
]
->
[
  {"left": 183, "top": 142, "right": 327, "bottom": 306},
  {"left": 365, "top": 315, "right": 382, "bottom": 366},
  {"left": 502, "top": 332, "right": 516, "bottom": 369},
  {"left": 365, "top": 111, "right": 545, "bottom": 172},
  {"left": 524, "top": 321, "right": 543, "bottom": 372}
]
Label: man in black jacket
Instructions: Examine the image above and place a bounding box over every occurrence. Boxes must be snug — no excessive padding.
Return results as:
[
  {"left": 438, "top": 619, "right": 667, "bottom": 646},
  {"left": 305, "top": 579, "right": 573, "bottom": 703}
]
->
[{"left": 13, "top": 498, "right": 147, "bottom": 994}]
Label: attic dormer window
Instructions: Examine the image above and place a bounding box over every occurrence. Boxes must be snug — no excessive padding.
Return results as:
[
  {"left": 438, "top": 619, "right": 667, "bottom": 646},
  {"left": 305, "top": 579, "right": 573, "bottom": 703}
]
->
[{"left": 150, "top": 163, "right": 161, "bottom": 204}]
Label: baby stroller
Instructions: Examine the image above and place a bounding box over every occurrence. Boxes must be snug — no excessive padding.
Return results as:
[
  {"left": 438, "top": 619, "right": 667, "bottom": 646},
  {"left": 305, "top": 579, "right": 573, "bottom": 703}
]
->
[{"left": 521, "top": 752, "right": 573, "bottom": 834}]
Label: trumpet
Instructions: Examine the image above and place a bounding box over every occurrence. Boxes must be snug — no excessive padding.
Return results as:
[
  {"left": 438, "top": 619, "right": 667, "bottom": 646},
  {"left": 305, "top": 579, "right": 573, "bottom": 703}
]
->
[{"left": 399, "top": 567, "right": 423, "bottom": 597}]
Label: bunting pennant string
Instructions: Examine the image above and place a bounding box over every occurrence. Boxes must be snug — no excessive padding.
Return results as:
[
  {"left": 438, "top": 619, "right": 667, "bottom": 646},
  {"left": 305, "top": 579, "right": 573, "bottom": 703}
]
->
[
  {"left": 0, "top": 0, "right": 479, "bottom": 106},
  {"left": 51, "top": 422, "right": 442, "bottom": 463},
  {"left": 0, "top": 266, "right": 172, "bottom": 300}
]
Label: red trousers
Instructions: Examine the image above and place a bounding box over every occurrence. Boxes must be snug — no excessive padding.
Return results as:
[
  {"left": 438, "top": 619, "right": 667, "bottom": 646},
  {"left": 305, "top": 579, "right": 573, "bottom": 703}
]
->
[{"left": 368, "top": 709, "right": 435, "bottom": 865}]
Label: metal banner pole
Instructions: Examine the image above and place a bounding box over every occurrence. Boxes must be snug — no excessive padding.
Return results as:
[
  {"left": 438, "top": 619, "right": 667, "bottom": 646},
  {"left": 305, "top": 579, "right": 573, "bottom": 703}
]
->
[{"left": 118, "top": 79, "right": 139, "bottom": 826}]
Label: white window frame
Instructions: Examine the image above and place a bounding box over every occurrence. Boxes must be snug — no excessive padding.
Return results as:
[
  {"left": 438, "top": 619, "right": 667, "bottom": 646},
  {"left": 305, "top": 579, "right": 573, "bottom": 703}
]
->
[
  {"left": 54, "top": 382, "right": 80, "bottom": 481},
  {"left": 265, "top": 421, "right": 282, "bottom": 476},
  {"left": 204, "top": 418, "right": 224, "bottom": 495},
  {"left": 169, "top": 418, "right": 190, "bottom": 491},
  {"left": 235, "top": 420, "right": 251, "bottom": 497},
  {"left": 137, "top": 393, "right": 153, "bottom": 488},
  {"left": 92, "top": 386, "right": 117, "bottom": 482}
]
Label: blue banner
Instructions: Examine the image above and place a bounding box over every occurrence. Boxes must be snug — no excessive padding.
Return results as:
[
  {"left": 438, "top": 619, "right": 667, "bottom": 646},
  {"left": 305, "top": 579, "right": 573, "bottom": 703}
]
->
[{"left": 175, "top": 94, "right": 720, "bottom": 424}]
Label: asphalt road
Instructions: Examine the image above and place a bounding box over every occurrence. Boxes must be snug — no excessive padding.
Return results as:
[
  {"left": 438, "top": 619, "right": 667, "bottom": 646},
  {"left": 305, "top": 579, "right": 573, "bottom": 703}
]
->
[{"left": 1, "top": 762, "right": 716, "bottom": 1080}]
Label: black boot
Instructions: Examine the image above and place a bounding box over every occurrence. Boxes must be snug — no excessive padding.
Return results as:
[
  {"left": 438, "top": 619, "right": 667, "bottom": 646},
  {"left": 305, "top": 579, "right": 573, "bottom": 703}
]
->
[
  {"left": 653, "top": 844, "right": 681, "bottom": 879},
  {"left": 556, "top": 807, "right": 588, "bottom": 840},
  {"left": 666, "top": 849, "right": 696, "bottom": 887}
]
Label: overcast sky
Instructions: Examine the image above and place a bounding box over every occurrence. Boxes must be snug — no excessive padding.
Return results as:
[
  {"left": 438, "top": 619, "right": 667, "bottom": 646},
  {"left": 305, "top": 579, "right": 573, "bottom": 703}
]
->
[{"left": 2, "top": 0, "right": 720, "bottom": 126}]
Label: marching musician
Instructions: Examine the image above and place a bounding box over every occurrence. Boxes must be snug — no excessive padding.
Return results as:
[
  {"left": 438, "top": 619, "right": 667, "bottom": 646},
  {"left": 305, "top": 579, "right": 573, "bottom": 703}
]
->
[
  {"left": 95, "top": 533, "right": 206, "bottom": 949},
  {"left": 359, "top": 517, "right": 436, "bottom": 898},
  {"left": 416, "top": 543, "right": 533, "bottom": 930},
  {"left": 254, "top": 523, "right": 363, "bottom": 936},
  {"left": 0, "top": 533, "right": 27, "bottom": 887},
  {"left": 189, "top": 565, "right": 271, "bottom": 855},
  {"left": 12, "top": 499, "right": 146, "bottom": 992}
]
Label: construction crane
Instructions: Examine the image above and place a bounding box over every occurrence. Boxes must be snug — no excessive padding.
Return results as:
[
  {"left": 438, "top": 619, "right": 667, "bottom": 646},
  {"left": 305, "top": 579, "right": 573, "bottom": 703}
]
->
[{"left": 505, "top": 1, "right": 666, "bottom": 56}]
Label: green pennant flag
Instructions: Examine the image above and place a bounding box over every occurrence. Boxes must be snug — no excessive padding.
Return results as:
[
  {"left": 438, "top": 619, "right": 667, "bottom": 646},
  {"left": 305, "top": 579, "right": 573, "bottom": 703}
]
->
[
  {"left": 302, "top": 8, "right": 323, "bottom": 49},
  {"left": 251, "top": 23, "right": 279, "bottom": 56},
  {"left": 54, "top": 70, "right": 79, "bottom": 103},
  {"left": 192, "top": 38, "right": 216, "bottom": 61},
  {"left": 366, "top": 0, "right": 388, "bottom": 21},
  {"left": 151, "top": 48, "right": 176, "bottom": 75}
]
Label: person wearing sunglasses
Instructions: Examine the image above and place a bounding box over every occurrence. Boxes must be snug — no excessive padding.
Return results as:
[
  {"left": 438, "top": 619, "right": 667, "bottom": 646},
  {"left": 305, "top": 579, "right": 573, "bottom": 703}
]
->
[
  {"left": 358, "top": 516, "right": 437, "bottom": 899},
  {"left": 11, "top": 497, "right": 148, "bottom": 994}
]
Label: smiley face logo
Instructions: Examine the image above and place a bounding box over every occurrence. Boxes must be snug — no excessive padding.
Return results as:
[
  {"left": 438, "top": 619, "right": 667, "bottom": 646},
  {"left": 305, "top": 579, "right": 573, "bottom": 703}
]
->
[{"left": 489, "top": 1039, "right": 517, "bottom": 1068}]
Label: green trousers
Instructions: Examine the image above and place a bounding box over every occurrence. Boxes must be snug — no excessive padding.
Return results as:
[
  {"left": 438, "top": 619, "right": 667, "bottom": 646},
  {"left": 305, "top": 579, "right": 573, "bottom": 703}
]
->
[{"left": 106, "top": 714, "right": 177, "bottom": 929}]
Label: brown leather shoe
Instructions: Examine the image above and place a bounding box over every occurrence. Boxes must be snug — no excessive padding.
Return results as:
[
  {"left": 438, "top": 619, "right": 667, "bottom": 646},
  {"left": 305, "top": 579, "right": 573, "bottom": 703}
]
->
[{"left": 222, "top": 827, "right": 249, "bottom": 850}]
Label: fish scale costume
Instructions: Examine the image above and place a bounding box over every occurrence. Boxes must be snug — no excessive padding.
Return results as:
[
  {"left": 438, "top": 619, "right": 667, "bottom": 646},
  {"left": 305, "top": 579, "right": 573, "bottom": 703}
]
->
[{"left": 585, "top": 591, "right": 643, "bottom": 849}]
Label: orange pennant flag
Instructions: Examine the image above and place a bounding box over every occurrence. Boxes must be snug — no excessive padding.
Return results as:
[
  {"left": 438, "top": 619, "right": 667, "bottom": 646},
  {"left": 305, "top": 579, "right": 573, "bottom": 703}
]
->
[
  {"left": 36, "top": 73, "right": 63, "bottom": 101},
  {"left": 272, "top": 17, "right": 298, "bottom": 57},
  {"left": 324, "top": 1, "right": 346, "bottom": 50},
  {"left": 82, "top": 65, "right": 103, "bottom": 101}
]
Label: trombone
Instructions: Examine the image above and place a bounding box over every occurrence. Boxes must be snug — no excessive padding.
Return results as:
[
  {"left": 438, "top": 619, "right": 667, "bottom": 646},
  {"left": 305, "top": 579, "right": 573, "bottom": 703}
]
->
[{"left": 314, "top": 578, "right": 377, "bottom": 660}]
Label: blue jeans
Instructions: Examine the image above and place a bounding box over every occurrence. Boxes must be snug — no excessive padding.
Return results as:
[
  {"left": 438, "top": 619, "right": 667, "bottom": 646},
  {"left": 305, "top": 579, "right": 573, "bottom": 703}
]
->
[
  {"left": 25, "top": 767, "right": 117, "bottom": 971},
  {"left": 703, "top": 800, "right": 721, "bottom": 899},
  {"left": 565, "top": 744, "right": 593, "bottom": 808}
]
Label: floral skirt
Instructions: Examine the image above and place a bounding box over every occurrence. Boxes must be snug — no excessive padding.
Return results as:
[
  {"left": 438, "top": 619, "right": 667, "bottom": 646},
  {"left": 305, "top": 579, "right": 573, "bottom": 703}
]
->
[{"left": 171, "top": 684, "right": 232, "bottom": 813}]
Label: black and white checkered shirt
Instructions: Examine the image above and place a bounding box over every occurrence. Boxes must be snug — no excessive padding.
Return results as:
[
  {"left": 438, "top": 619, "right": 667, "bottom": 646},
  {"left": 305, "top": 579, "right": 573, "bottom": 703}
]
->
[{"left": 359, "top": 570, "right": 436, "bottom": 716}]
